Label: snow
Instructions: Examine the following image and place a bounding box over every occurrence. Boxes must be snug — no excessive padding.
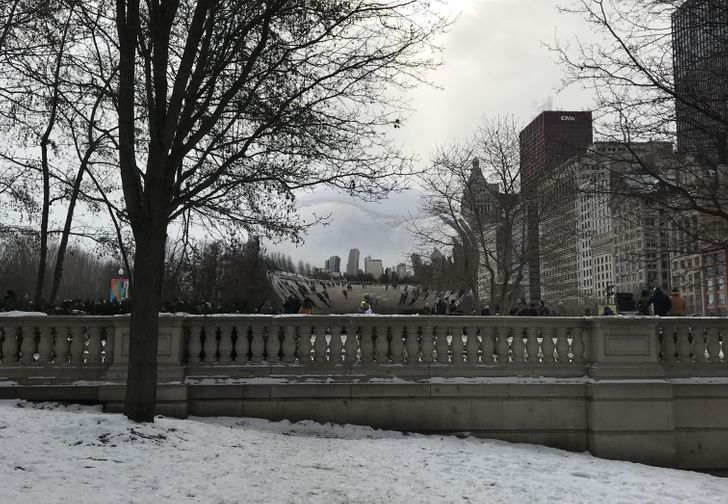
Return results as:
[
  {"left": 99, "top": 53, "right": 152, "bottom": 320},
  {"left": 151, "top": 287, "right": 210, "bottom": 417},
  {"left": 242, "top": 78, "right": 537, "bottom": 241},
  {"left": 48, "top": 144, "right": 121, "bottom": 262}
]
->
[
  {"left": 1, "top": 401, "right": 726, "bottom": 503},
  {"left": 0, "top": 311, "right": 48, "bottom": 317}
]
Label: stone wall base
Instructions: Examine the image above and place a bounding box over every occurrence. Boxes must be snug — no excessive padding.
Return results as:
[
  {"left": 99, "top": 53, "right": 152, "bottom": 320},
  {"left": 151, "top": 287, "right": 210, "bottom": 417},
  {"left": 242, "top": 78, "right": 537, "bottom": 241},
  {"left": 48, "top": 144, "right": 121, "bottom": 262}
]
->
[{"left": 1, "top": 380, "right": 727, "bottom": 472}]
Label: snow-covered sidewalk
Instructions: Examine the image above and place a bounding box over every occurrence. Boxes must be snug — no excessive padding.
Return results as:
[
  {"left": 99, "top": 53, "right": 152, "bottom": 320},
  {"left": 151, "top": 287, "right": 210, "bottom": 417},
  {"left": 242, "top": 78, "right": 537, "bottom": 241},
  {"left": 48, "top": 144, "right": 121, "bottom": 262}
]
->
[{"left": 1, "top": 401, "right": 726, "bottom": 503}]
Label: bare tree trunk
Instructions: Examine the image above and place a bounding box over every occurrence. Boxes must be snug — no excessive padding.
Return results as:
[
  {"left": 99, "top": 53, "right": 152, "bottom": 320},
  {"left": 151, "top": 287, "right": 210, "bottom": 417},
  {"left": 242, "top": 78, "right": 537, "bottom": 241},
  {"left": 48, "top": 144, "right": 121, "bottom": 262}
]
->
[
  {"left": 34, "top": 141, "right": 51, "bottom": 306},
  {"left": 48, "top": 153, "right": 92, "bottom": 306},
  {"left": 32, "top": 8, "right": 73, "bottom": 307},
  {"left": 124, "top": 221, "right": 166, "bottom": 422}
]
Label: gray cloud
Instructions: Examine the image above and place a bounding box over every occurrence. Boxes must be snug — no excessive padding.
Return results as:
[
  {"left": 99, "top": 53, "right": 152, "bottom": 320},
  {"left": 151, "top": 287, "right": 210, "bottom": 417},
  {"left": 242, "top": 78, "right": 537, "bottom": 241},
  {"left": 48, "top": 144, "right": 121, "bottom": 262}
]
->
[{"left": 271, "top": 0, "right": 596, "bottom": 270}]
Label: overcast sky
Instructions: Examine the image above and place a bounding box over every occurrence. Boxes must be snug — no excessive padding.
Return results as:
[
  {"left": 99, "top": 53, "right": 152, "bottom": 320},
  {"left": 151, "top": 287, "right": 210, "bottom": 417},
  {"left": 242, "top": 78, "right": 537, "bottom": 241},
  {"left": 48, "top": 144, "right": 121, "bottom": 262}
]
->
[{"left": 272, "top": 0, "right": 596, "bottom": 270}]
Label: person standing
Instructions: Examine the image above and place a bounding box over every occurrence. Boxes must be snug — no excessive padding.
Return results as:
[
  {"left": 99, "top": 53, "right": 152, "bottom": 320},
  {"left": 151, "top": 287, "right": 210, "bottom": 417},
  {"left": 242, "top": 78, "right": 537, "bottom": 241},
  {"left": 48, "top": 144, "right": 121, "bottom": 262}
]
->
[
  {"left": 637, "top": 289, "right": 651, "bottom": 315},
  {"left": 358, "top": 300, "right": 372, "bottom": 314},
  {"left": 649, "top": 287, "right": 671, "bottom": 317},
  {"left": 299, "top": 298, "right": 314, "bottom": 314},
  {"left": 668, "top": 288, "right": 686, "bottom": 316}
]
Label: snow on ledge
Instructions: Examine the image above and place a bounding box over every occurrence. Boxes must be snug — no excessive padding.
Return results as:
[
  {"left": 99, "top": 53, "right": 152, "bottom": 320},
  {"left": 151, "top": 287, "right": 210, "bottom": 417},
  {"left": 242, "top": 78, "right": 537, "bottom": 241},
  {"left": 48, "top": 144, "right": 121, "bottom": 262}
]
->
[{"left": 0, "top": 311, "right": 48, "bottom": 317}]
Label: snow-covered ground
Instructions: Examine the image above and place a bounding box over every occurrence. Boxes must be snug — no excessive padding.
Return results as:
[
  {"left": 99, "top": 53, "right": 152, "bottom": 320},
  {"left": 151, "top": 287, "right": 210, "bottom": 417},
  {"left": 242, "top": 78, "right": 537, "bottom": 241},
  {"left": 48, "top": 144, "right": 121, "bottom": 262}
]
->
[{"left": 1, "top": 401, "right": 726, "bottom": 503}]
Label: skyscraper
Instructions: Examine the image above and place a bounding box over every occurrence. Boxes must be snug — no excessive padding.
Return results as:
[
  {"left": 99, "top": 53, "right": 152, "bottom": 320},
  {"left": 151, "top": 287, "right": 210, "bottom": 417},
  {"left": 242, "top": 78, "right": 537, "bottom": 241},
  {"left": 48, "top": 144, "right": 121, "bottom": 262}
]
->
[
  {"left": 520, "top": 111, "right": 594, "bottom": 191},
  {"left": 672, "top": 0, "right": 728, "bottom": 163},
  {"left": 328, "top": 255, "right": 341, "bottom": 273},
  {"left": 364, "top": 257, "right": 383, "bottom": 280},
  {"left": 346, "top": 248, "right": 360, "bottom": 276},
  {"left": 520, "top": 111, "right": 593, "bottom": 301}
]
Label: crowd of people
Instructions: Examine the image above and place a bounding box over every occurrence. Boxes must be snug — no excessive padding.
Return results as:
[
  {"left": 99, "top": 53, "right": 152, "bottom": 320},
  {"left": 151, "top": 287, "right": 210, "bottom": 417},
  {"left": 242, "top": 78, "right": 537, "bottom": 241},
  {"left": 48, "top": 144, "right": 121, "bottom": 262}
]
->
[
  {"left": 636, "top": 286, "right": 687, "bottom": 317},
  {"left": 1, "top": 280, "right": 692, "bottom": 318},
  {"left": 1, "top": 290, "right": 130, "bottom": 315}
]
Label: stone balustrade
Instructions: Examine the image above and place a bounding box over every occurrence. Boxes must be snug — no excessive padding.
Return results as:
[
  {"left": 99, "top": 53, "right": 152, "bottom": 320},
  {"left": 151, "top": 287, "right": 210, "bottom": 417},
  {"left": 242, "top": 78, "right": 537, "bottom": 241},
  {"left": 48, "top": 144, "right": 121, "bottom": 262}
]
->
[
  {"left": 0, "top": 315, "right": 726, "bottom": 382},
  {"left": 183, "top": 315, "right": 589, "bottom": 367},
  {"left": 0, "top": 316, "right": 113, "bottom": 382},
  {"left": 1, "top": 314, "right": 728, "bottom": 471},
  {"left": 657, "top": 318, "right": 726, "bottom": 363}
]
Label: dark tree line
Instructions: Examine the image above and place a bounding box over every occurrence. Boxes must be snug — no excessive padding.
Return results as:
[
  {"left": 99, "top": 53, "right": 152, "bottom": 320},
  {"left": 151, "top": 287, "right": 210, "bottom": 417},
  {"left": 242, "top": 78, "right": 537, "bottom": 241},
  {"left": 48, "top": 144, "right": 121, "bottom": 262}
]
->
[
  {"left": 162, "top": 237, "right": 277, "bottom": 313},
  {"left": 0, "top": 234, "right": 120, "bottom": 308}
]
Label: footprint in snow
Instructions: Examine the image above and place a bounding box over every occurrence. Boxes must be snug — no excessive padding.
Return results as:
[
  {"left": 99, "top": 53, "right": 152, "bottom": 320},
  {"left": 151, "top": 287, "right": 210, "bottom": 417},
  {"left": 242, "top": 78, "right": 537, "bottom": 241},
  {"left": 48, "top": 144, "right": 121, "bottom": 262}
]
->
[{"left": 571, "top": 472, "right": 592, "bottom": 478}]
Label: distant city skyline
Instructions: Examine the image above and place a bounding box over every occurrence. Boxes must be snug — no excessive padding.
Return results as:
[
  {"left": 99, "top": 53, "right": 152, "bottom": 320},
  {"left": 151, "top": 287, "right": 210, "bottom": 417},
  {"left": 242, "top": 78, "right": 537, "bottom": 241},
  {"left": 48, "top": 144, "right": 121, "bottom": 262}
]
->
[{"left": 272, "top": 0, "right": 596, "bottom": 269}]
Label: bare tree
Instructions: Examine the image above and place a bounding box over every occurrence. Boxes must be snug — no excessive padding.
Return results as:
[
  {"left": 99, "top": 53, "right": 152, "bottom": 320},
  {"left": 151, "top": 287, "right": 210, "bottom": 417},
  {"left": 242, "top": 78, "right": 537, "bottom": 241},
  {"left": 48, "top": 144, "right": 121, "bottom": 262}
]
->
[
  {"left": 109, "top": 0, "right": 449, "bottom": 421},
  {"left": 0, "top": 4, "right": 77, "bottom": 305},
  {"left": 552, "top": 0, "right": 728, "bottom": 250},
  {"left": 0, "top": 1, "right": 122, "bottom": 306},
  {"left": 408, "top": 116, "right": 528, "bottom": 314}
]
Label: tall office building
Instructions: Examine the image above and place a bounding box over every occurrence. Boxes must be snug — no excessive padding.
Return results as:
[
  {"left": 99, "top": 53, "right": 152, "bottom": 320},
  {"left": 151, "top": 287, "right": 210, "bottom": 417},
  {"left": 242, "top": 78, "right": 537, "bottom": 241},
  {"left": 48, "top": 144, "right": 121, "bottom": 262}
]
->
[
  {"left": 346, "top": 248, "right": 360, "bottom": 276},
  {"left": 520, "top": 111, "right": 594, "bottom": 191},
  {"left": 672, "top": 1, "right": 728, "bottom": 314},
  {"left": 519, "top": 111, "right": 594, "bottom": 301},
  {"left": 364, "top": 257, "right": 383, "bottom": 280},
  {"left": 540, "top": 142, "right": 673, "bottom": 306},
  {"left": 328, "top": 255, "right": 341, "bottom": 273},
  {"left": 672, "top": 0, "right": 728, "bottom": 162}
]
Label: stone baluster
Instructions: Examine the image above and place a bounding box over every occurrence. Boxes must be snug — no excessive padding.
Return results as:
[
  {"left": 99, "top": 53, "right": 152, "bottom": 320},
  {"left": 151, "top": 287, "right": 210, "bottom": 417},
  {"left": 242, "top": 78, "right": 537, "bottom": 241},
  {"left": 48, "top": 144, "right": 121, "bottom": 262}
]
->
[
  {"left": 297, "top": 326, "right": 312, "bottom": 364},
  {"left": 250, "top": 324, "right": 266, "bottom": 363},
  {"left": 677, "top": 326, "right": 692, "bottom": 363},
  {"left": 496, "top": 326, "right": 509, "bottom": 363},
  {"left": 202, "top": 325, "right": 218, "bottom": 364},
  {"left": 511, "top": 326, "right": 525, "bottom": 362},
  {"left": 420, "top": 325, "right": 435, "bottom": 363},
  {"left": 542, "top": 327, "right": 557, "bottom": 363},
  {"left": 374, "top": 326, "right": 389, "bottom": 363},
  {"left": 404, "top": 326, "right": 419, "bottom": 363},
  {"left": 554, "top": 327, "right": 568, "bottom": 363},
  {"left": 20, "top": 326, "right": 36, "bottom": 365},
  {"left": 103, "top": 326, "right": 114, "bottom": 364},
  {"left": 706, "top": 328, "right": 721, "bottom": 363},
  {"left": 572, "top": 328, "right": 586, "bottom": 363},
  {"left": 450, "top": 326, "right": 464, "bottom": 365},
  {"left": 360, "top": 325, "right": 374, "bottom": 363},
  {"left": 36, "top": 326, "right": 53, "bottom": 364},
  {"left": 54, "top": 327, "right": 70, "bottom": 364},
  {"left": 693, "top": 327, "right": 707, "bottom": 363},
  {"left": 329, "top": 326, "right": 343, "bottom": 362},
  {"left": 69, "top": 326, "right": 85, "bottom": 365},
  {"left": 465, "top": 326, "right": 479, "bottom": 364},
  {"left": 344, "top": 326, "right": 359, "bottom": 363},
  {"left": 435, "top": 325, "right": 449, "bottom": 364},
  {"left": 234, "top": 326, "right": 250, "bottom": 363},
  {"left": 480, "top": 327, "right": 495, "bottom": 363},
  {"left": 188, "top": 325, "right": 203, "bottom": 364},
  {"left": 662, "top": 326, "right": 677, "bottom": 363},
  {"left": 525, "top": 327, "right": 539, "bottom": 363},
  {"left": 86, "top": 326, "right": 103, "bottom": 365},
  {"left": 313, "top": 325, "right": 327, "bottom": 363},
  {"left": 281, "top": 325, "right": 296, "bottom": 363},
  {"left": 266, "top": 326, "right": 281, "bottom": 363},
  {"left": 1, "top": 327, "right": 19, "bottom": 365},
  {"left": 390, "top": 324, "right": 405, "bottom": 363},
  {"left": 218, "top": 326, "right": 234, "bottom": 364}
]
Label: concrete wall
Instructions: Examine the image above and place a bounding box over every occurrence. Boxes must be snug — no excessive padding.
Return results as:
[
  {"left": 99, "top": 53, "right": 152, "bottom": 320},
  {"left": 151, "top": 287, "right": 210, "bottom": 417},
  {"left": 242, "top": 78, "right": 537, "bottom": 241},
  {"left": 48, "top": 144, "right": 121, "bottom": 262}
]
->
[
  {"left": 2, "top": 378, "right": 726, "bottom": 471},
  {"left": 1, "top": 314, "right": 727, "bottom": 471}
]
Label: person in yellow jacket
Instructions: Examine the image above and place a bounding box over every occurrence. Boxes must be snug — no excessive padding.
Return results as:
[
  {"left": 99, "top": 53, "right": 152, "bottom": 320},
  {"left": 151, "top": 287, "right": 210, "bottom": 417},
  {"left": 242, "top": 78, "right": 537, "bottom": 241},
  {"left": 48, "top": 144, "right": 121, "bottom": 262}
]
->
[{"left": 668, "top": 288, "right": 686, "bottom": 316}]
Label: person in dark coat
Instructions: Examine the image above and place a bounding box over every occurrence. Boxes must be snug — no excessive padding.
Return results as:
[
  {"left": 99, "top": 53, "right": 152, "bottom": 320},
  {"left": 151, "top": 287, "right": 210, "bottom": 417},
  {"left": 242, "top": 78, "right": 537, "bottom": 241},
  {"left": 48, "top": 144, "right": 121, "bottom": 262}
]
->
[
  {"left": 637, "top": 289, "right": 651, "bottom": 315},
  {"left": 649, "top": 287, "right": 671, "bottom": 316}
]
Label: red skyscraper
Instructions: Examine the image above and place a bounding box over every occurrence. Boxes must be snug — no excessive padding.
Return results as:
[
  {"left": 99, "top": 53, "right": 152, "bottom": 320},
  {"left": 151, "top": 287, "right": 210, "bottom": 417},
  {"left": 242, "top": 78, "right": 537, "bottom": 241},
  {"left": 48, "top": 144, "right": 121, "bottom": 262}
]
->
[{"left": 520, "top": 111, "right": 593, "bottom": 301}]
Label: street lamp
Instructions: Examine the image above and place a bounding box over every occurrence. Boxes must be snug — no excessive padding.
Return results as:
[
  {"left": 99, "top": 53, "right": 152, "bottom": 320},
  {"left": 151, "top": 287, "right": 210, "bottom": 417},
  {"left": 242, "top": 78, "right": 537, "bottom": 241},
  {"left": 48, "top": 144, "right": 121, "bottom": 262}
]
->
[{"left": 605, "top": 283, "right": 615, "bottom": 302}]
